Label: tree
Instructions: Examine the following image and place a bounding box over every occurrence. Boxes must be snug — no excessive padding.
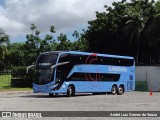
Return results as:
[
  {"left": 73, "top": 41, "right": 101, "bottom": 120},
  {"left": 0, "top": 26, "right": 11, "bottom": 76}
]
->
[
  {"left": 143, "top": 14, "right": 160, "bottom": 64},
  {"left": 85, "top": 0, "right": 130, "bottom": 54},
  {"left": 72, "top": 30, "right": 88, "bottom": 51},
  {"left": 25, "top": 24, "right": 56, "bottom": 65},
  {"left": 123, "top": 0, "right": 155, "bottom": 65},
  {"left": 4, "top": 43, "right": 25, "bottom": 67},
  {"left": 56, "top": 33, "right": 72, "bottom": 50},
  {"left": 0, "top": 28, "right": 9, "bottom": 60},
  {"left": 84, "top": 0, "right": 159, "bottom": 65}
]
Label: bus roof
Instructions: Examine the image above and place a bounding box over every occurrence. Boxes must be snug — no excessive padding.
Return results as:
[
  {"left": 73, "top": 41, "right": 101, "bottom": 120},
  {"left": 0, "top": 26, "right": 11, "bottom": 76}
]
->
[{"left": 42, "top": 51, "right": 134, "bottom": 59}]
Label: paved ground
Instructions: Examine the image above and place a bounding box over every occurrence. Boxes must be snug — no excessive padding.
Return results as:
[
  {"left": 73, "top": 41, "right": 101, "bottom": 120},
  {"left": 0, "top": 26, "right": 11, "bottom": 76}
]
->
[{"left": 0, "top": 91, "right": 160, "bottom": 120}]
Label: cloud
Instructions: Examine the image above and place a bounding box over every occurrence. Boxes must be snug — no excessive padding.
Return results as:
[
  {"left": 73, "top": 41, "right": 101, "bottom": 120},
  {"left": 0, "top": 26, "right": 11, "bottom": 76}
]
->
[{"left": 0, "top": 0, "right": 120, "bottom": 41}]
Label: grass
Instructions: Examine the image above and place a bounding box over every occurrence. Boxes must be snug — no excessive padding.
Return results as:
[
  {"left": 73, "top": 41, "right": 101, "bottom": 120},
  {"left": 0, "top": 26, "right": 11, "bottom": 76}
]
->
[
  {"left": 0, "top": 87, "right": 32, "bottom": 92},
  {"left": 0, "top": 75, "right": 32, "bottom": 91},
  {"left": 0, "top": 75, "right": 11, "bottom": 87}
]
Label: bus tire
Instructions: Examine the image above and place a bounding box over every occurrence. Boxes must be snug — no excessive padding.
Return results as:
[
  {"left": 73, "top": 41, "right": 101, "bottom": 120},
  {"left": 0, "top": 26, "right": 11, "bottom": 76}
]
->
[
  {"left": 111, "top": 85, "right": 117, "bottom": 95},
  {"left": 117, "top": 85, "right": 124, "bottom": 95},
  {"left": 67, "top": 86, "right": 75, "bottom": 97},
  {"left": 92, "top": 93, "right": 98, "bottom": 95},
  {"left": 49, "top": 93, "right": 54, "bottom": 97}
]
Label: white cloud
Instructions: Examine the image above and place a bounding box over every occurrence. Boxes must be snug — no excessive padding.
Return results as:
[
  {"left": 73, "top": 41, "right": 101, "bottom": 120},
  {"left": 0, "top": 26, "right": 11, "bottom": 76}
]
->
[{"left": 0, "top": 0, "right": 120, "bottom": 41}]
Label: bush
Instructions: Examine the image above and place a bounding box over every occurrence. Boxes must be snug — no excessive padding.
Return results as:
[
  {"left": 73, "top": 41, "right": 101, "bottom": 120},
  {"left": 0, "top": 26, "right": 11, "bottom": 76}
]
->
[
  {"left": 135, "top": 81, "right": 147, "bottom": 91},
  {"left": 11, "top": 66, "right": 35, "bottom": 87},
  {"left": 11, "top": 78, "right": 33, "bottom": 87},
  {"left": 12, "top": 66, "right": 27, "bottom": 79},
  {"left": 0, "top": 62, "right": 4, "bottom": 71}
]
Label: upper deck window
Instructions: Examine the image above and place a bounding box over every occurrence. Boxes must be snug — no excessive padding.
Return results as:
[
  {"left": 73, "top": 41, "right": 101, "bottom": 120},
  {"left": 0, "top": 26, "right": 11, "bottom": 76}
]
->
[{"left": 36, "top": 53, "right": 57, "bottom": 68}]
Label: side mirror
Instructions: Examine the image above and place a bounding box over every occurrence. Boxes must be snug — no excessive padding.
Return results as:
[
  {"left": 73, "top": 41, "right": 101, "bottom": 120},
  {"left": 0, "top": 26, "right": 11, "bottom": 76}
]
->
[
  {"left": 50, "top": 61, "right": 69, "bottom": 73},
  {"left": 26, "top": 65, "right": 35, "bottom": 74}
]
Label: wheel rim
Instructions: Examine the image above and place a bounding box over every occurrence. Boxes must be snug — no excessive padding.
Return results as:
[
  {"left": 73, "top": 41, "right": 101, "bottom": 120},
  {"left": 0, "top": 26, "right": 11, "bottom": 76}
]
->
[
  {"left": 119, "top": 87, "right": 123, "bottom": 94},
  {"left": 69, "top": 87, "right": 72, "bottom": 95},
  {"left": 112, "top": 86, "right": 116, "bottom": 94},
  {"left": 67, "top": 87, "right": 72, "bottom": 96}
]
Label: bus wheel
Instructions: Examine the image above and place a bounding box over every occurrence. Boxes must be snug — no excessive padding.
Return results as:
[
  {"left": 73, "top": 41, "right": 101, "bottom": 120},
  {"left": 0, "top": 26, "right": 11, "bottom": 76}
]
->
[
  {"left": 92, "top": 93, "right": 98, "bottom": 95},
  {"left": 117, "top": 86, "right": 124, "bottom": 95},
  {"left": 111, "top": 85, "right": 117, "bottom": 95},
  {"left": 67, "top": 86, "right": 73, "bottom": 97},
  {"left": 49, "top": 93, "right": 54, "bottom": 97}
]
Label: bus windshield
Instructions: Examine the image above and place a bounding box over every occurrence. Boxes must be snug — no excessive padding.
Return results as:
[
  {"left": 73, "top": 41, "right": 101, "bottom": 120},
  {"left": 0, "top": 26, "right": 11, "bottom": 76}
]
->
[
  {"left": 34, "top": 53, "right": 57, "bottom": 85},
  {"left": 36, "top": 53, "right": 57, "bottom": 68}
]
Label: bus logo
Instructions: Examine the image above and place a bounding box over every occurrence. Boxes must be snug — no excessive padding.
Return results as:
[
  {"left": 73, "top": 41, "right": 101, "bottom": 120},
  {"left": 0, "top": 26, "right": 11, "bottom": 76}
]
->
[{"left": 108, "top": 66, "right": 127, "bottom": 72}]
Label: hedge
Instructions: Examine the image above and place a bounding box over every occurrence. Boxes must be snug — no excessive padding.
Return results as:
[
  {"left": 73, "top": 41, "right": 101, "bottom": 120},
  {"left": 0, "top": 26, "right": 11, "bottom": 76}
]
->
[
  {"left": 11, "top": 79, "right": 33, "bottom": 87},
  {"left": 135, "top": 81, "right": 147, "bottom": 91},
  {"left": 11, "top": 66, "right": 35, "bottom": 88}
]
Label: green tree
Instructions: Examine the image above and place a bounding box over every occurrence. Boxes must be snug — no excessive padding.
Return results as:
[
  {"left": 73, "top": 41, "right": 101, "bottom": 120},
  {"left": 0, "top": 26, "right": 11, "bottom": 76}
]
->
[
  {"left": 85, "top": 0, "right": 129, "bottom": 54},
  {"left": 123, "top": 0, "right": 155, "bottom": 65},
  {"left": 4, "top": 43, "right": 25, "bottom": 67},
  {"left": 56, "top": 33, "right": 71, "bottom": 50},
  {"left": 0, "top": 28, "right": 9, "bottom": 60},
  {"left": 72, "top": 30, "right": 88, "bottom": 51},
  {"left": 25, "top": 24, "right": 56, "bottom": 65},
  {"left": 85, "top": 0, "right": 159, "bottom": 65}
]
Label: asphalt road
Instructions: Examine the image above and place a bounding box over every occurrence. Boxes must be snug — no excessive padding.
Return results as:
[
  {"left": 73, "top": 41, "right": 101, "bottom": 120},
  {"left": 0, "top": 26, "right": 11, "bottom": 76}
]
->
[{"left": 0, "top": 91, "right": 160, "bottom": 120}]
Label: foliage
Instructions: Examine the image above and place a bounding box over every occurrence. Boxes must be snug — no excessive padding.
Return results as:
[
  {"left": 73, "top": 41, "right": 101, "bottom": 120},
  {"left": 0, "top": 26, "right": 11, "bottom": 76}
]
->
[
  {"left": 0, "top": 75, "right": 33, "bottom": 89},
  {"left": 72, "top": 30, "right": 88, "bottom": 51},
  {"left": 24, "top": 24, "right": 55, "bottom": 65},
  {"left": 22, "top": 24, "right": 88, "bottom": 65},
  {"left": 85, "top": 0, "right": 160, "bottom": 65},
  {"left": 11, "top": 66, "right": 34, "bottom": 87},
  {"left": 4, "top": 43, "right": 25, "bottom": 67},
  {"left": 11, "top": 66, "right": 28, "bottom": 78},
  {"left": 135, "top": 81, "right": 147, "bottom": 91},
  {"left": 0, "top": 62, "right": 4, "bottom": 71},
  {"left": 11, "top": 78, "right": 33, "bottom": 88},
  {"left": 2, "top": 0, "right": 160, "bottom": 67},
  {"left": 0, "top": 28, "right": 9, "bottom": 60}
]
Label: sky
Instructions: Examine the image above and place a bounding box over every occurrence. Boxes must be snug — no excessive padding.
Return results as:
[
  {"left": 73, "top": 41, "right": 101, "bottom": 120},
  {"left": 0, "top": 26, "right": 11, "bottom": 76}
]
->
[{"left": 0, "top": 0, "right": 122, "bottom": 43}]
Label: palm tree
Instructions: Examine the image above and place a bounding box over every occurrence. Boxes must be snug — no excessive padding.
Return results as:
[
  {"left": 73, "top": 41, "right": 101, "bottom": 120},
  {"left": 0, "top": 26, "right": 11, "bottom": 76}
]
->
[
  {"left": 125, "top": 1, "right": 146, "bottom": 65},
  {"left": 0, "top": 28, "right": 9, "bottom": 60},
  {"left": 123, "top": 0, "right": 152, "bottom": 65}
]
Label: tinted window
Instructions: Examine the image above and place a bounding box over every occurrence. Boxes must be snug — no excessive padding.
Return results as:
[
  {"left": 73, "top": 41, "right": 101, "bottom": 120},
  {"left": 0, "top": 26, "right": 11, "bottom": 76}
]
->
[
  {"left": 57, "top": 54, "right": 85, "bottom": 80},
  {"left": 100, "top": 56, "right": 134, "bottom": 66},
  {"left": 67, "top": 73, "right": 120, "bottom": 82},
  {"left": 36, "top": 53, "right": 57, "bottom": 67}
]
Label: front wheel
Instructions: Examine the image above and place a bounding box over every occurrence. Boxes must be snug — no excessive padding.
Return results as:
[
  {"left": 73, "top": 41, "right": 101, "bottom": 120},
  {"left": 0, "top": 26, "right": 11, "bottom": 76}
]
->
[
  {"left": 49, "top": 93, "right": 54, "bottom": 97},
  {"left": 49, "top": 93, "right": 59, "bottom": 97},
  {"left": 67, "top": 86, "right": 75, "bottom": 97}
]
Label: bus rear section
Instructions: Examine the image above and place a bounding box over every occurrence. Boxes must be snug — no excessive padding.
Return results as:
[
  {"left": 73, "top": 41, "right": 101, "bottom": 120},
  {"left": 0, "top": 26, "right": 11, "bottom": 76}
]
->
[{"left": 32, "top": 51, "right": 135, "bottom": 97}]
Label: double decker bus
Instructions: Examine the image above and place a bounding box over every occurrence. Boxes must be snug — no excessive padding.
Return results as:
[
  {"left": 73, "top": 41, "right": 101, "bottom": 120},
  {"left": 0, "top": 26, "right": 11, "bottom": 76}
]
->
[{"left": 28, "top": 51, "right": 135, "bottom": 97}]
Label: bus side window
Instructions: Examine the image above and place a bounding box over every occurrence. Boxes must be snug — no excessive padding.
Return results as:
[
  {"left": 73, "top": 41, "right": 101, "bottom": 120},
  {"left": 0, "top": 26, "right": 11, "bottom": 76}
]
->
[
  {"left": 101, "top": 57, "right": 113, "bottom": 65},
  {"left": 57, "top": 54, "right": 71, "bottom": 80},
  {"left": 118, "top": 58, "right": 134, "bottom": 66}
]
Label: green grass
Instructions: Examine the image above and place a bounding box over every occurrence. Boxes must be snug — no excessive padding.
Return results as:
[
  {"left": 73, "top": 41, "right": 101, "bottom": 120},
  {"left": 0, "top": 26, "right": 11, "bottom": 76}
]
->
[
  {"left": 0, "top": 75, "right": 11, "bottom": 87},
  {"left": 0, "top": 87, "right": 32, "bottom": 91},
  {"left": 0, "top": 75, "right": 32, "bottom": 91},
  {"left": 135, "top": 81, "right": 147, "bottom": 91}
]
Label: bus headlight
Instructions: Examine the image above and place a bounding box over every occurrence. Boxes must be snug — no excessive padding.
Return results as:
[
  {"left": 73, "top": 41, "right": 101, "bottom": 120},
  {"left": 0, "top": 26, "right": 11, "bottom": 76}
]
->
[{"left": 62, "top": 85, "right": 65, "bottom": 88}]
